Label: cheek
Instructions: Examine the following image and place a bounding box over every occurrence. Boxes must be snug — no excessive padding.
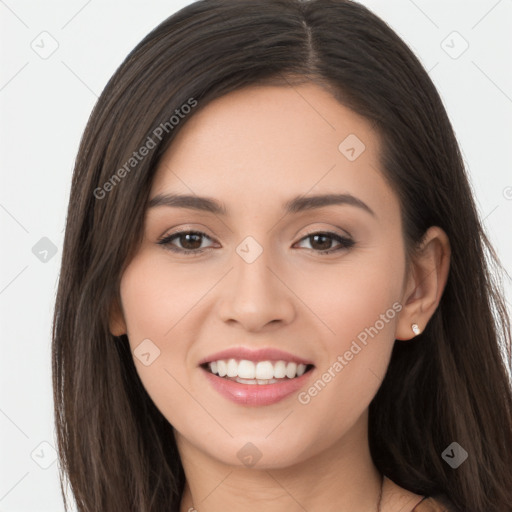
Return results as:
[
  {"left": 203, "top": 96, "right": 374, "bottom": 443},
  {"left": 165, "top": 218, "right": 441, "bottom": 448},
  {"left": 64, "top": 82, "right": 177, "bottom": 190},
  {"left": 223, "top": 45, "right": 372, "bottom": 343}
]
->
[
  {"left": 295, "top": 247, "right": 403, "bottom": 409},
  {"left": 335, "top": 265, "right": 400, "bottom": 342},
  {"left": 298, "top": 245, "right": 403, "bottom": 351},
  {"left": 119, "top": 252, "right": 206, "bottom": 341},
  {"left": 118, "top": 253, "right": 222, "bottom": 433},
  {"left": 118, "top": 257, "right": 191, "bottom": 402},
  {"left": 305, "top": 263, "right": 402, "bottom": 417}
]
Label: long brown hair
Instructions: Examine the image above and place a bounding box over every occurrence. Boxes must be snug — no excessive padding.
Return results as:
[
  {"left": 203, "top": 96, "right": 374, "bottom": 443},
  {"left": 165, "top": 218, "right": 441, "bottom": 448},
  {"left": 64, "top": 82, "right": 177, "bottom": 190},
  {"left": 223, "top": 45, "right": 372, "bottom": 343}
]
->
[{"left": 52, "top": 1, "right": 512, "bottom": 510}]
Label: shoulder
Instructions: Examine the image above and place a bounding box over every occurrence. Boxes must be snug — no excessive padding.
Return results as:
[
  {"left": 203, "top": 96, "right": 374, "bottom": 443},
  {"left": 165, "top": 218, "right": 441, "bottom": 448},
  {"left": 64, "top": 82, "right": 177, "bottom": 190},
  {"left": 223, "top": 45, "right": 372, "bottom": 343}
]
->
[
  {"left": 411, "top": 494, "right": 460, "bottom": 512},
  {"left": 381, "top": 476, "right": 460, "bottom": 512}
]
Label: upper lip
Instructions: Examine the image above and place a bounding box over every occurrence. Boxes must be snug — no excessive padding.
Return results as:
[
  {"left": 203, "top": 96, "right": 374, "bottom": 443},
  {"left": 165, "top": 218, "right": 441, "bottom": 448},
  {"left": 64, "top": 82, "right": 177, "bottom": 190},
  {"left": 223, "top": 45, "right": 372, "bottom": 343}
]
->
[{"left": 198, "top": 347, "right": 314, "bottom": 366}]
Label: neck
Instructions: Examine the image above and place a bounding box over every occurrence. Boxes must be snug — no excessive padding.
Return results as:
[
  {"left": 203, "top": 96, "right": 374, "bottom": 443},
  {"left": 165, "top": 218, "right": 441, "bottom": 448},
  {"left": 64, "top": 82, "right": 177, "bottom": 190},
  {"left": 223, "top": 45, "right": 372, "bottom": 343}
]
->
[{"left": 177, "top": 412, "right": 383, "bottom": 512}]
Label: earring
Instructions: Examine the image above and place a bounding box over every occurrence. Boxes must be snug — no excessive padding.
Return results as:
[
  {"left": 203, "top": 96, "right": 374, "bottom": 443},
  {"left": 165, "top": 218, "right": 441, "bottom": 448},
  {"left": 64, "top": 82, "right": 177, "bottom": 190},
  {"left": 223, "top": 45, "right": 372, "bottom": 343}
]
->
[{"left": 411, "top": 323, "right": 421, "bottom": 336}]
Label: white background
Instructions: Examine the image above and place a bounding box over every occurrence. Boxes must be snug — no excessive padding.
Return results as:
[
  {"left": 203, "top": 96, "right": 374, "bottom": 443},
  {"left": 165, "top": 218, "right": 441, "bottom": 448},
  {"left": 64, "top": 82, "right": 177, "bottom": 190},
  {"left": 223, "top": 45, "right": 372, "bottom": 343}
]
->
[{"left": 1, "top": 0, "right": 511, "bottom": 510}]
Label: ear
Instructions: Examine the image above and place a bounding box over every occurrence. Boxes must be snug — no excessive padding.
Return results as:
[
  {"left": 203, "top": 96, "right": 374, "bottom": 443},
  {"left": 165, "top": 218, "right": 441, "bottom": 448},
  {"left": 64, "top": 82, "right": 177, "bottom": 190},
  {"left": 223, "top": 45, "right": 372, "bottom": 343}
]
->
[
  {"left": 395, "top": 226, "right": 451, "bottom": 340},
  {"left": 109, "top": 296, "right": 127, "bottom": 337}
]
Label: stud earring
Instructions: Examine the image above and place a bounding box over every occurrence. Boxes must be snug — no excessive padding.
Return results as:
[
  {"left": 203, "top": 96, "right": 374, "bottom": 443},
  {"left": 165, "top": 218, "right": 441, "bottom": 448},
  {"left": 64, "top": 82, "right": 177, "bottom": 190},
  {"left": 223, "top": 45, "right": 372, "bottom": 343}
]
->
[{"left": 411, "top": 323, "right": 421, "bottom": 336}]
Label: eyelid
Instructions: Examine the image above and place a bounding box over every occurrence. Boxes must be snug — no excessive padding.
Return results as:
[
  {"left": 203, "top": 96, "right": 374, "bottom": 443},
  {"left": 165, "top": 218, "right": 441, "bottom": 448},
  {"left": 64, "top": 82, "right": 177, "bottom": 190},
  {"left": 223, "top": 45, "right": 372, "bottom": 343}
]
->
[{"left": 299, "top": 225, "right": 353, "bottom": 240}]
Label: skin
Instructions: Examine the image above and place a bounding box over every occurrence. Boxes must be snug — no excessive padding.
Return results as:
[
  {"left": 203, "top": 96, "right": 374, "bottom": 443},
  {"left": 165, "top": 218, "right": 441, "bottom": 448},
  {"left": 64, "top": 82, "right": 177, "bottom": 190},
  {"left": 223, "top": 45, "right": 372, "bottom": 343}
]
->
[{"left": 109, "top": 82, "right": 451, "bottom": 512}]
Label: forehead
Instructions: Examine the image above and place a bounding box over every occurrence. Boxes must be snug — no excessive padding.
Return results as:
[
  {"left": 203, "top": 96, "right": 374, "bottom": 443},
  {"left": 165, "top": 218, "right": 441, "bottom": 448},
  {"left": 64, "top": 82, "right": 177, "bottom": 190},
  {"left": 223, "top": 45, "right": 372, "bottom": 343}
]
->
[{"left": 150, "top": 83, "right": 398, "bottom": 224}]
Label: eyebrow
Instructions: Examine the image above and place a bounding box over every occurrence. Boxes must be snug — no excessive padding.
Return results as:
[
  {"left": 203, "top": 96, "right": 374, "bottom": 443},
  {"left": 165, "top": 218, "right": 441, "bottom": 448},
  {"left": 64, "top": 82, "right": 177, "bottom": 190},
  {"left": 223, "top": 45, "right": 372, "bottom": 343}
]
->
[{"left": 147, "top": 192, "right": 375, "bottom": 217}]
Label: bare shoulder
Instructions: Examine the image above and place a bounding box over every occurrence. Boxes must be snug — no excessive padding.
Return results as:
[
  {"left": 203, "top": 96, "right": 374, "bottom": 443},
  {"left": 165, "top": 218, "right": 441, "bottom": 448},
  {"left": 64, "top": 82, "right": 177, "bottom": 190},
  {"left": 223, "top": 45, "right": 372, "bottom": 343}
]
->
[
  {"left": 410, "top": 495, "right": 460, "bottom": 512},
  {"left": 381, "top": 476, "right": 426, "bottom": 512},
  {"left": 381, "top": 476, "right": 459, "bottom": 512}
]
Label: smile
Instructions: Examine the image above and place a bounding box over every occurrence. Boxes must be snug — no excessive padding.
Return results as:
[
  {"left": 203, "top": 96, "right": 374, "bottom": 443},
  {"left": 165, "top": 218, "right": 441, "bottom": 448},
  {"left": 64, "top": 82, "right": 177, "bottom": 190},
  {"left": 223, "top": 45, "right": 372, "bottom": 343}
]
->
[
  {"left": 204, "top": 358, "right": 312, "bottom": 384},
  {"left": 199, "top": 349, "right": 315, "bottom": 406}
]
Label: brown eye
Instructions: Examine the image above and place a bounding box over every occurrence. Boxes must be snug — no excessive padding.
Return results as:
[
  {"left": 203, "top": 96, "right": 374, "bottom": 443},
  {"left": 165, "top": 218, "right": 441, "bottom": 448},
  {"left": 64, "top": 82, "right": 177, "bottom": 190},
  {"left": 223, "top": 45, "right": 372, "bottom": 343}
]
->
[
  {"left": 295, "top": 232, "right": 355, "bottom": 254},
  {"left": 157, "top": 231, "right": 215, "bottom": 254}
]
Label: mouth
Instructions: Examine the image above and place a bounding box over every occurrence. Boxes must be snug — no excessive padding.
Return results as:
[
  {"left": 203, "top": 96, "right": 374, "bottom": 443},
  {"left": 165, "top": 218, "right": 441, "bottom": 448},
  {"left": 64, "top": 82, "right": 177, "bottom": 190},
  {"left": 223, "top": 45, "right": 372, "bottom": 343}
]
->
[
  {"left": 200, "top": 359, "right": 315, "bottom": 385},
  {"left": 199, "top": 357, "right": 316, "bottom": 406}
]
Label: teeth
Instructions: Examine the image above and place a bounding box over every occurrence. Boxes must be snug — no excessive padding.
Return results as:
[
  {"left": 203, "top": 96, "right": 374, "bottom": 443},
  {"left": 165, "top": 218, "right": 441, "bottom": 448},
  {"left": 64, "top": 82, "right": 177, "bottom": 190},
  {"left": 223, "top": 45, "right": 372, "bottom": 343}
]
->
[
  {"left": 286, "top": 362, "right": 297, "bottom": 379},
  {"left": 274, "top": 360, "right": 287, "bottom": 378},
  {"left": 226, "top": 358, "right": 238, "bottom": 377},
  {"left": 235, "top": 376, "right": 279, "bottom": 385},
  {"left": 217, "top": 360, "right": 227, "bottom": 377},
  {"left": 207, "top": 359, "right": 309, "bottom": 380},
  {"left": 238, "top": 359, "right": 255, "bottom": 379},
  {"left": 255, "top": 361, "right": 274, "bottom": 380}
]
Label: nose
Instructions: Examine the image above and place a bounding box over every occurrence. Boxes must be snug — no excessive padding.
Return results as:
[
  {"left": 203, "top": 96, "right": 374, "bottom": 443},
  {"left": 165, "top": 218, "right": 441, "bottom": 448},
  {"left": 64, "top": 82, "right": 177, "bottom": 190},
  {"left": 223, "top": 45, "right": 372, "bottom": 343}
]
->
[{"left": 217, "top": 246, "right": 296, "bottom": 332}]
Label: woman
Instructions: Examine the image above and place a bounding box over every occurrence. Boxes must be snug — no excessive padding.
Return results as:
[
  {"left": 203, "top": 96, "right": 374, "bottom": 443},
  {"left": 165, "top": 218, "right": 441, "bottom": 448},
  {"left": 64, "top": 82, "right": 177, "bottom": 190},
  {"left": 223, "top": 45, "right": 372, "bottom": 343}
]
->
[{"left": 52, "top": 1, "right": 512, "bottom": 511}]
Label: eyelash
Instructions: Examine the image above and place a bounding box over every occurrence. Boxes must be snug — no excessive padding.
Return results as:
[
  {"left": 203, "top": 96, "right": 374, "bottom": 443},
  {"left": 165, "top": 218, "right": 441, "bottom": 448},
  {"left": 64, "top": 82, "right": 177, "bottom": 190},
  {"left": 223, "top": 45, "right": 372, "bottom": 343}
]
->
[{"left": 157, "top": 230, "right": 355, "bottom": 256}]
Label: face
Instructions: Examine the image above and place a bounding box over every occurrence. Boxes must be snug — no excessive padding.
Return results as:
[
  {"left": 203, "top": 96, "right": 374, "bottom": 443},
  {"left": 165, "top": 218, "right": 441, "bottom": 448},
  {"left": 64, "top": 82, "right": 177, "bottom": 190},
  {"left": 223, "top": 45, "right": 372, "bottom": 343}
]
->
[{"left": 111, "top": 82, "right": 410, "bottom": 468}]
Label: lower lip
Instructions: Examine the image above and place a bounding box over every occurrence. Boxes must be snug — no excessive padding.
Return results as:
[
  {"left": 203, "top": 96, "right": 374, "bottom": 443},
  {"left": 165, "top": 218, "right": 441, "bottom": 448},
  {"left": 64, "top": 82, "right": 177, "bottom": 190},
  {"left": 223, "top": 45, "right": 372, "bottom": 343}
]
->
[{"left": 201, "top": 366, "right": 314, "bottom": 406}]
